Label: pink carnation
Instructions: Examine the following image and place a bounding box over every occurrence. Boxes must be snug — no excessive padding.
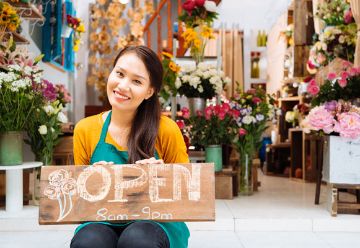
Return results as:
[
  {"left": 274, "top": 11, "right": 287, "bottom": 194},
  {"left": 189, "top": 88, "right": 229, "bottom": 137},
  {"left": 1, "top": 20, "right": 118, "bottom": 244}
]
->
[
  {"left": 307, "top": 79, "right": 320, "bottom": 96},
  {"left": 334, "top": 112, "right": 360, "bottom": 139},
  {"left": 239, "top": 128, "right": 247, "bottom": 136},
  {"left": 327, "top": 72, "right": 337, "bottom": 80},
  {"left": 181, "top": 107, "right": 190, "bottom": 119},
  {"left": 338, "top": 78, "right": 347, "bottom": 88},
  {"left": 307, "top": 106, "right": 335, "bottom": 133}
]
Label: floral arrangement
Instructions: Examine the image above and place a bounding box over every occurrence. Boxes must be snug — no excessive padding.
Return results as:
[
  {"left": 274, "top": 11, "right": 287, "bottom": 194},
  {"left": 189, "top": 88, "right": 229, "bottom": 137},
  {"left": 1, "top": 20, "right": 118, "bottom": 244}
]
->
[
  {"left": 307, "top": 62, "right": 360, "bottom": 106},
  {"left": 181, "top": 102, "right": 238, "bottom": 147},
  {"left": 66, "top": 15, "right": 85, "bottom": 52},
  {"left": 230, "top": 89, "right": 278, "bottom": 155},
  {"left": 177, "top": 62, "right": 231, "bottom": 99},
  {"left": 0, "top": 60, "right": 43, "bottom": 132},
  {"left": 308, "top": 0, "right": 356, "bottom": 71},
  {"left": 285, "top": 103, "right": 310, "bottom": 128},
  {"left": 159, "top": 51, "right": 181, "bottom": 102},
  {"left": 280, "top": 24, "right": 294, "bottom": 48},
  {"left": 317, "top": 0, "right": 354, "bottom": 26},
  {"left": 303, "top": 63, "right": 360, "bottom": 139},
  {"left": 303, "top": 100, "right": 360, "bottom": 139},
  {"left": 179, "top": 0, "right": 218, "bottom": 64},
  {"left": 179, "top": 0, "right": 218, "bottom": 28},
  {"left": 0, "top": 2, "right": 21, "bottom": 32}
]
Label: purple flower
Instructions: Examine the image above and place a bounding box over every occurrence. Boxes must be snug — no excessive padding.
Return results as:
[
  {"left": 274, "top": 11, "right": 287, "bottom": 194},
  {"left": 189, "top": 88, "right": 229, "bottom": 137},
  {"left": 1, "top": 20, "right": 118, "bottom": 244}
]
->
[
  {"left": 42, "top": 80, "right": 58, "bottom": 102},
  {"left": 324, "top": 100, "right": 337, "bottom": 112}
]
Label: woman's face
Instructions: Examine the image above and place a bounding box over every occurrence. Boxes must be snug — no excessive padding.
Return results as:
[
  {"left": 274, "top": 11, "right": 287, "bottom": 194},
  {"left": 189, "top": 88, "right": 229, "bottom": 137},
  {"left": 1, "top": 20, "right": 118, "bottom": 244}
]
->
[{"left": 107, "top": 52, "right": 154, "bottom": 113}]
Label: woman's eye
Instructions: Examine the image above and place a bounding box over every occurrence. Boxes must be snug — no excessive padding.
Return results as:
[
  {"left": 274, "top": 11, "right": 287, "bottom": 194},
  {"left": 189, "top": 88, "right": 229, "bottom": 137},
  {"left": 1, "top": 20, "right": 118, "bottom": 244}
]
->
[
  {"left": 133, "top": 80, "right": 142, "bottom": 85},
  {"left": 116, "top": 71, "right": 124, "bottom": 77}
]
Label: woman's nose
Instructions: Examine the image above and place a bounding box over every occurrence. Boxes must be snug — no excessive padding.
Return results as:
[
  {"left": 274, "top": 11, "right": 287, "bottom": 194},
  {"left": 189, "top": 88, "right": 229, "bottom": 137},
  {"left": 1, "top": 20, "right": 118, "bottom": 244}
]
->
[{"left": 115, "top": 79, "right": 131, "bottom": 91}]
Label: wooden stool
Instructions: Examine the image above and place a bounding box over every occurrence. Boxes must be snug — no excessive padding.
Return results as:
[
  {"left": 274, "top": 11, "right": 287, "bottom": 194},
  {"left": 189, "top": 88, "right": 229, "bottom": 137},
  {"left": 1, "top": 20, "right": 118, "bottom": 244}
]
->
[
  {"left": 327, "top": 183, "right": 360, "bottom": 216},
  {"left": 215, "top": 168, "right": 237, "bottom": 199}
]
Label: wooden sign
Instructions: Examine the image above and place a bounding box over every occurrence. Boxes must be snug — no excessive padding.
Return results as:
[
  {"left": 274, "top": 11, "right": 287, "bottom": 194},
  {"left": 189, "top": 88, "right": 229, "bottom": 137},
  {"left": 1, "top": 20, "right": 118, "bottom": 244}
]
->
[{"left": 39, "top": 163, "right": 215, "bottom": 224}]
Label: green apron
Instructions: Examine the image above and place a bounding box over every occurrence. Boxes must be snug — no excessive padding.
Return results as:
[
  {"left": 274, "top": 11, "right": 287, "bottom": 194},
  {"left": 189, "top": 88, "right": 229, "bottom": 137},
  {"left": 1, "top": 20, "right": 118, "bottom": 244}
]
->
[{"left": 75, "top": 111, "right": 189, "bottom": 248}]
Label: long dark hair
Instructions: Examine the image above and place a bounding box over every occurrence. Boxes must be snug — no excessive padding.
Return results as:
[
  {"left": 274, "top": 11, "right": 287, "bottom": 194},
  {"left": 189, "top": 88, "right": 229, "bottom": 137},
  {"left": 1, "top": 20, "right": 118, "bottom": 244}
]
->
[{"left": 112, "top": 46, "right": 163, "bottom": 163}]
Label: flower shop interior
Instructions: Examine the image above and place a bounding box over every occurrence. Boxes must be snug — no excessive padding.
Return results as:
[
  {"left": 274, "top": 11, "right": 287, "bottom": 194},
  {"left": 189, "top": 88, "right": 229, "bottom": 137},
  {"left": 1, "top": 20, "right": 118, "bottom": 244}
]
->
[{"left": 1, "top": 0, "right": 360, "bottom": 247}]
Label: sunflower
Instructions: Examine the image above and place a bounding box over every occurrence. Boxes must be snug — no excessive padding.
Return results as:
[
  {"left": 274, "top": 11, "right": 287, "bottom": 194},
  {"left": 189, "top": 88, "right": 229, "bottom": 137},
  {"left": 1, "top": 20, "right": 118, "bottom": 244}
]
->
[{"left": 162, "top": 52, "right": 173, "bottom": 59}]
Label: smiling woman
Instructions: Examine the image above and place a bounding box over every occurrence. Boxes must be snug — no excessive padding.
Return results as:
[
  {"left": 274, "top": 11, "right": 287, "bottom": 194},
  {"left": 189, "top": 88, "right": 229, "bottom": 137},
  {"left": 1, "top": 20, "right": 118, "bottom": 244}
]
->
[{"left": 72, "top": 46, "right": 190, "bottom": 248}]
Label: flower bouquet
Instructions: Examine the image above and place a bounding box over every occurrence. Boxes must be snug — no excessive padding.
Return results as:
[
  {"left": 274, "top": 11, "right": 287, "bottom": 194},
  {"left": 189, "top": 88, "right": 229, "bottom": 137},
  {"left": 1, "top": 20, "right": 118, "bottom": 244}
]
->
[
  {"left": 177, "top": 62, "right": 230, "bottom": 99},
  {"left": 66, "top": 14, "right": 85, "bottom": 52},
  {"left": 0, "top": 2, "right": 21, "bottom": 32},
  {"left": 230, "top": 88, "right": 278, "bottom": 195}
]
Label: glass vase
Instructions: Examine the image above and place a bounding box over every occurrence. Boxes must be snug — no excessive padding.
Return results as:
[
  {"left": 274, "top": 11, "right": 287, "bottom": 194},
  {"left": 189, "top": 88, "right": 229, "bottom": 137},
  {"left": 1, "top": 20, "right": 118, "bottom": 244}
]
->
[
  {"left": 0, "top": 131, "right": 23, "bottom": 165},
  {"left": 238, "top": 152, "right": 254, "bottom": 195},
  {"left": 188, "top": 97, "right": 206, "bottom": 117}
]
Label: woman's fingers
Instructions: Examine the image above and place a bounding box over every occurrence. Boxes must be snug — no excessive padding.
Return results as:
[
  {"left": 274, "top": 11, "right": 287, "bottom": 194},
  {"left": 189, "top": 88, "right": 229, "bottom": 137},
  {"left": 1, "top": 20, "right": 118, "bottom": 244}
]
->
[
  {"left": 93, "top": 161, "right": 114, "bottom": 165},
  {"left": 135, "top": 157, "right": 164, "bottom": 164}
]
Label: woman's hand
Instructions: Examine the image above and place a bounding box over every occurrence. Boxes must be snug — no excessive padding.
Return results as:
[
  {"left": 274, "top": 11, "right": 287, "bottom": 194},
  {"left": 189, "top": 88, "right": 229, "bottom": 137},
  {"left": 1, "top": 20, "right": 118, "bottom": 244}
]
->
[
  {"left": 92, "top": 161, "right": 114, "bottom": 165},
  {"left": 135, "top": 157, "right": 164, "bottom": 164}
]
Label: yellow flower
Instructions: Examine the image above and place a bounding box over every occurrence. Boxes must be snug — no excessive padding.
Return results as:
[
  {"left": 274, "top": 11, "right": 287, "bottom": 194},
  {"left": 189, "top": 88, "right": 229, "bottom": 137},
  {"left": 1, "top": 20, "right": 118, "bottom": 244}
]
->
[
  {"left": 201, "top": 25, "right": 214, "bottom": 39},
  {"left": 162, "top": 52, "right": 173, "bottom": 58},
  {"left": 77, "top": 23, "right": 85, "bottom": 33},
  {"left": 193, "top": 38, "right": 202, "bottom": 49},
  {"left": 169, "top": 61, "right": 178, "bottom": 72}
]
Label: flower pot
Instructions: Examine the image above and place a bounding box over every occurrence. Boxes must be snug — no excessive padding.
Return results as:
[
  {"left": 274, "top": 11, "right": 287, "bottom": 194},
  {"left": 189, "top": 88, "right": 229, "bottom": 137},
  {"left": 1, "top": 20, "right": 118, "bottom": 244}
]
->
[
  {"left": 238, "top": 152, "right": 254, "bottom": 195},
  {"left": 188, "top": 97, "right": 205, "bottom": 117},
  {"left": 205, "top": 145, "right": 222, "bottom": 172},
  {"left": 0, "top": 131, "right": 23, "bottom": 165}
]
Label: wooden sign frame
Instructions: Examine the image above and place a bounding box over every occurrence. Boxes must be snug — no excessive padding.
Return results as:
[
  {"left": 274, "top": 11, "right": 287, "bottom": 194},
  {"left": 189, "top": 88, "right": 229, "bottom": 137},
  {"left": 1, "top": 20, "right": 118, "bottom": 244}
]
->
[{"left": 39, "top": 163, "right": 215, "bottom": 224}]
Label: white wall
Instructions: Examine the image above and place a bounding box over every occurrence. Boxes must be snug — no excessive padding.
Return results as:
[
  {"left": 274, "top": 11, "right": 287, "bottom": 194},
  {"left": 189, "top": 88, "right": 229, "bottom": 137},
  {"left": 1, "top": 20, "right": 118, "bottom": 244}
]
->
[{"left": 214, "top": 0, "right": 292, "bottom": 91}]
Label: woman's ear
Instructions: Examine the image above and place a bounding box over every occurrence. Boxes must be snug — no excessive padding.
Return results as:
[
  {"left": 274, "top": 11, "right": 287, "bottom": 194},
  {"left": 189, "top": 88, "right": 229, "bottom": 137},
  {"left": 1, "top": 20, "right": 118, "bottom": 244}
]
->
[{"left": 145, "top": 87, "right": 154, "bottom": 100}]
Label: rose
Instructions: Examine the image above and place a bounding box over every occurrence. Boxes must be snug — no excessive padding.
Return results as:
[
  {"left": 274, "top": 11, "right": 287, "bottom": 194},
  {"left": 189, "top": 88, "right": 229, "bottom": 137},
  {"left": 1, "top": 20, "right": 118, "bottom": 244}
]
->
[
  {"left": 327, "top": 72, "right": 337, "bottom": 80},
  {"left": 238, "top": 128, "right": 247, "bottom": 136},
  {"left": 204, "top": 0, "right": 217, "bottom": 12},
  {"left": 195, "top": 0, "right": 205, "bottom": 7},
  {"left": 338, "top": 78, "right": 347, "bottom": 88},
  {"left": 333, "top": 112, "right": 360, "bottom": 139},
  {"left": 183, "top": 0, "right": 196, "bottom": 14},
  {"left": 306, "top": 106, "right": 334, "bottom": 133},
  {"left": 307, "top": 79, "right": 320, "bottom": 96}
]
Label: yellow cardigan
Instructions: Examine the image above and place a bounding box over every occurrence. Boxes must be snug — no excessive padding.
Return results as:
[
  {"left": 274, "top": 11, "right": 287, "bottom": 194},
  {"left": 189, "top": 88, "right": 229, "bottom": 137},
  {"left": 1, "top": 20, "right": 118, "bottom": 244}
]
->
[{"left": 73, "top": 113, "right": 189, "bottom": 165}]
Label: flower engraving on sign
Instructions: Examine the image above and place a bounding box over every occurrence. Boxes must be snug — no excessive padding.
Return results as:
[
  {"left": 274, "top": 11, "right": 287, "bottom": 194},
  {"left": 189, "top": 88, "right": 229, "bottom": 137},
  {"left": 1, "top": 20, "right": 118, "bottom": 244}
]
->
[{"left": 43, "top": 169, "right": 77, "bottom": 221}]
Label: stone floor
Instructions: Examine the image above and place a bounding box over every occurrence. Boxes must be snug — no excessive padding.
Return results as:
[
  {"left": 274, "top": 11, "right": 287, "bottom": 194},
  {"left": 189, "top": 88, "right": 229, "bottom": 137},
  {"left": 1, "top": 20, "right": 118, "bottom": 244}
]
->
[{"left": 1, "top": 171, "right": 360, "bottom": 247}]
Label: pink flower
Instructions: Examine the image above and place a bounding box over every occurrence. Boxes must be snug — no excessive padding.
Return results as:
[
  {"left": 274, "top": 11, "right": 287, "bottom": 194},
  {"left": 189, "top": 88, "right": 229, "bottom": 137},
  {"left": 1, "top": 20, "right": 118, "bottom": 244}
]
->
[
  {"left": 183, "top": 0, "right": 196, "bottom": 14},
  {"left": 349, "top": 67, "right": 358, "bottom": 76},
  {"left": 214, "top": 105, "right": 221, "bottom": 115},
  {"left": 338, "top": 78, "right": 347, "bottom": 88},
  {"left": 344, "top": 9, "right": 353, "bottom": 24},
  {"left": 195, "top": 0, "right": 205, "bottom": 7},
  {"left": 334, "top": 112, "right": 360, "bottom": 139},
  {"left": 327, "top": 72, "right": 337, "bottom": 81},
  {"left": 307, "top": 106, "right": 335, "bottom": 133},
  {"left": 195, "top": 110, "right": 203, "bottom": 116},
  {"left": 205, "top": 106, "right": 213, "bottom": 120},
  {"left": 221, "top": 102, "right": 230, "bottom": 113},
  {"left": 218, "top": 111, "right": 226, "bottom": 120},
  {"left": 340, "top": 71, "right": 349, "bottom": 80},
  {"left": 252, "top": 97, "right": 261, "bottom": 104},
  {"left": 231, "top": 109, "right": 240, "bottom": 119},
  {"left": 307, "top": 79, "right": 320, "bottom": 96},
  {"left": 238, "top": 128, "right": 247, "bottom": 136},
  {"left": 181, "top": 107, "right": 190, "bottom": 119}
]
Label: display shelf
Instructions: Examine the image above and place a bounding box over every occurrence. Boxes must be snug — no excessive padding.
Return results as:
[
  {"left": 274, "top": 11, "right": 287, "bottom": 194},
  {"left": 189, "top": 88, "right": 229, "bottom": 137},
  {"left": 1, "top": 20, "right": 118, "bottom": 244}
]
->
[
  {"left": 2, "top": 32, "right": 29, "bottom": 45},
  {"left": 5, "top": 1, "right": 44, "bottom": 21}
]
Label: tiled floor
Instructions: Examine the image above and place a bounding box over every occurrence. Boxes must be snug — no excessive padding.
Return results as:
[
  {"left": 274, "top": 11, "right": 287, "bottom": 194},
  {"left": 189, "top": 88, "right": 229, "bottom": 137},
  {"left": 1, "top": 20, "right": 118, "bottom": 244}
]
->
[{"left": 1, "top": 171, "right": 360, "bottom": 247}]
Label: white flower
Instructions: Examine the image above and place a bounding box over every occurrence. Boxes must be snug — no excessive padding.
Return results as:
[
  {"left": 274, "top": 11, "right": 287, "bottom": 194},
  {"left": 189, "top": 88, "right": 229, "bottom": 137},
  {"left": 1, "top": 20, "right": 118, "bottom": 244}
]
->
[
  {"left": 242, "top": 115, "right": 254, "bottom": 125},
  {"left": 57, "top": 112, "right": 68, "bottom": 123},
  {"left": 256, "top": 114, "right": 265, "bottom": 121},
  {"left": 198, "top": 85, "right": 204, "bottom": 93},
  {"left": 198, "top": 63, "right": 208, "bottom": 71},
  {"left": 8, "top": 64, "right": 21, "bottom": 72},
  {"left": 189, "top": 76, "right": 200, "bottom": 87},
  {"left": 224, "top": 77, "right": 231, "bottom": 84},
  {"left": 38, "top": 125, "right": 47, "bottom": 135},
  {"left": 276, "top": 109, "right": 282, "bottom": 116},
  {"left": 204, "top": 0, "right": 217, "bottom": 12},
  {"left": 43, "top": 105, "right": 55, "bottom": 115},
  {"left": 182, "top": 75, "right": 190, "bottom": 82},
  {"left": 175, "top": 77, "right": 181, "bottom": 89},
  {"left": 24, "top": 66, "right": 33, "bottom": 76},
  {"left": 202, "top": 71, "right": 211, "bottom": 79}
]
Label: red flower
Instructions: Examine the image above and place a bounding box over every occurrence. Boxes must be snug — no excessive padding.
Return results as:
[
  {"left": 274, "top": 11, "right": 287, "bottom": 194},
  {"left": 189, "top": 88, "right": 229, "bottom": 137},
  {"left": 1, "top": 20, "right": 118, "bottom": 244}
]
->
[
  {"left": 239, "top": 128, "right": 247, "bottom": 136},
  {"left": 231, "top": 109, "right": 240, "bottom": 119},
  {"left": 218, "top": 111, "right": 226, "bottom": 120},
  {"left": 183, "top": 0, "right": 196, "bottom": 14},
  {"left": 181, "top": 107, "right": 190, "bottom": 119},
  {"left": 205, "top": 106, "right": 213, "bottom": 120},
  {"left": 252, "top": 97, "right": 261, "bottom": 104},
  {"left": 176, "top": 120, "right": 185, "bottom": 129},
  {"left": 195, "top": 0, "right": 205, "bottom": 7},
  {"left": 221, "top": 102, "right": 230, "bottom": 113}
]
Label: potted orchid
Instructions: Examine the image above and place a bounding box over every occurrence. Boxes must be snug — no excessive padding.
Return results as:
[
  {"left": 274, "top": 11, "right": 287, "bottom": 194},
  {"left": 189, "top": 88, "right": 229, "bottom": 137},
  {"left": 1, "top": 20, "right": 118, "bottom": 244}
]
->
[{"left": 303, "top": 63, "right": 360, "bottom": 184}]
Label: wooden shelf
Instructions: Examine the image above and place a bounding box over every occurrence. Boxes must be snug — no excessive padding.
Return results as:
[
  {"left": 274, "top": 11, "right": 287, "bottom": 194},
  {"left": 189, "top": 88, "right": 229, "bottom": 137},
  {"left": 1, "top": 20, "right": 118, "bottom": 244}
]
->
[
  {"left": 5, "top": 1, "right": 44, "bottom": 21},
  {"left": 279, "top": 96, "right": 302, "bottom": 102},
  {"left": 2, "top": 32, "right": 29, "bottom": 45}
]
